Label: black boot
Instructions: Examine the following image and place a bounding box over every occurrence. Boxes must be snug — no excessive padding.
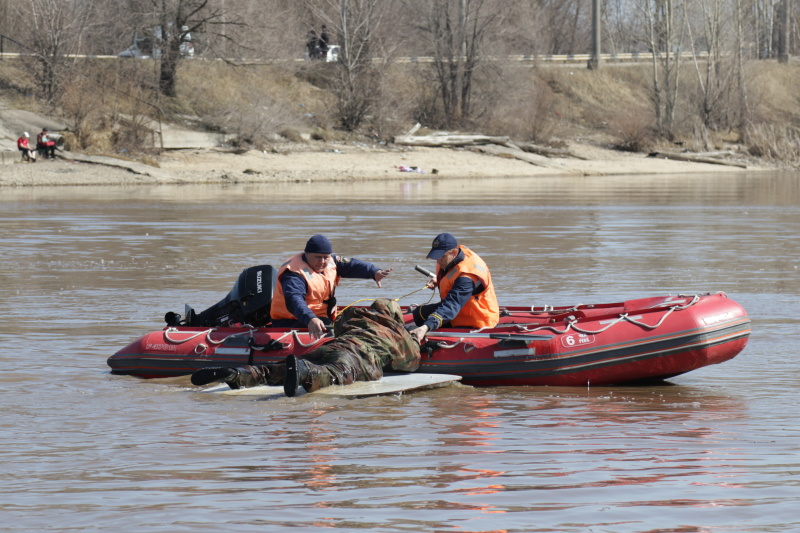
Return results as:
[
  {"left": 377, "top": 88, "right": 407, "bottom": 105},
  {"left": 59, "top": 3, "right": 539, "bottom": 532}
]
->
[{"left": 284, "top": 355, "right": 310, "bottom": 397}]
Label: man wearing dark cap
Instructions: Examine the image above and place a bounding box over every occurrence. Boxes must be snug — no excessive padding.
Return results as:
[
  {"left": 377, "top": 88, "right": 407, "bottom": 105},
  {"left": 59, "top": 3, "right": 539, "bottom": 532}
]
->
[
  {"left": 270, "top": 234, "right": 392, "bottom": 340},
  {"left": 408, "top": 233, "right": 499, "bottom": 344}
]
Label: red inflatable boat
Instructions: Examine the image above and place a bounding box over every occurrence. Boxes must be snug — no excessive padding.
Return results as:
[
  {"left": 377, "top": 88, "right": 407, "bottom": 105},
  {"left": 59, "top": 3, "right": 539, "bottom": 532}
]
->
[{"left": 108, "top": 266, "right": 750, "bottom": 386}]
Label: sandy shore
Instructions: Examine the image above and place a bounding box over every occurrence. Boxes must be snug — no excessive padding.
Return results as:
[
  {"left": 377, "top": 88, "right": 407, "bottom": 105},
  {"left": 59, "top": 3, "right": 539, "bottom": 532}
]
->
[{"left": 0, "top": 140, "right": 771, "bottom": 187}]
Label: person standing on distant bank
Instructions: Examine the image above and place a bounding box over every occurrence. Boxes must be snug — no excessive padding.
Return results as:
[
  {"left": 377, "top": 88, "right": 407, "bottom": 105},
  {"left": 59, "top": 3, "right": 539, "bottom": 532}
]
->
[
  {"left": 306, "top": 29, "right": 320, "bottom": 59},
  {"left": 318, "top": 25, "right": 330, "bottom": 58},
  {"left": 17, "top": 132, "right": 36, "bottom": 162},
  {"left": 269, "top": 234, "right": 393, "bottom": 340},
  {"left": 408, "top": 233, "right": 500, "bottom": 344}
]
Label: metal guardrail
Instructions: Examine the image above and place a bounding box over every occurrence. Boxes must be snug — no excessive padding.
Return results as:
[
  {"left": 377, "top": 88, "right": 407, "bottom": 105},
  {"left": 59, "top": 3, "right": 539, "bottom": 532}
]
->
[
  {"left": 394, "top": 51, "right": 709, "bottom": 63},
  {"left": 0, "top": 50, "right": 711, "bottom": 64}
]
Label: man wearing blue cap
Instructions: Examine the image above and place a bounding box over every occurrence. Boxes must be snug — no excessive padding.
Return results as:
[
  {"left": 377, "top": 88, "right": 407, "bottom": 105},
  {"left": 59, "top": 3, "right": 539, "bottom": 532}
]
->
[
  {"left": 408, "top": 233, "right": 499, "bottom": 344},
  {"left": 270, "top": 234, "right": 392, "bottom": 340}
]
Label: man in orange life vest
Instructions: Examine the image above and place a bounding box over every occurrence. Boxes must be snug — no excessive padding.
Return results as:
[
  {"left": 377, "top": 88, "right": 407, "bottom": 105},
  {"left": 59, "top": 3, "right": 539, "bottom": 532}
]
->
[
  {"left": 270, "top": 234, "right": 392, "bottom": 340},
  {"left": 408, "top": 233, "right": 499, "bottom": 344}
]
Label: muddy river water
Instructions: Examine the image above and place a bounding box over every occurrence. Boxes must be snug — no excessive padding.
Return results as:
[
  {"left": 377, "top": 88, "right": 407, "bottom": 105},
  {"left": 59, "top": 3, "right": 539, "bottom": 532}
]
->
[{"left": 1, "top": 172, "right": 798, "bottom": 532}]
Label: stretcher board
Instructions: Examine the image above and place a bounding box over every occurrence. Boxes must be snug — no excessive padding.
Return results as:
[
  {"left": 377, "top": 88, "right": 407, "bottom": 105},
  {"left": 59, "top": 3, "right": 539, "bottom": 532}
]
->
[{"left": 200, "top": 373, "right": 462, "bottom": 399}]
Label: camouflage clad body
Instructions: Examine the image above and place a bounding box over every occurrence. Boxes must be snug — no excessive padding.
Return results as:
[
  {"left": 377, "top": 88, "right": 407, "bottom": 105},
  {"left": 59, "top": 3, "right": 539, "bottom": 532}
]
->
[
  {"left": 192, "top": 298, "right": 420, "bottom": 395},
  {"left": 307, "top": 298, "right": 421, "bottom": 389}
]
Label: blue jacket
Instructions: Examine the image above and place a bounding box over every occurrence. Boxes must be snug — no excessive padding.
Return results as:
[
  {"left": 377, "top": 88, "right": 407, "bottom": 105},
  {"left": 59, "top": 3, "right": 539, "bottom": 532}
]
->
[{"left": 281, "top": 254, "right": 380, "bottom": 325}]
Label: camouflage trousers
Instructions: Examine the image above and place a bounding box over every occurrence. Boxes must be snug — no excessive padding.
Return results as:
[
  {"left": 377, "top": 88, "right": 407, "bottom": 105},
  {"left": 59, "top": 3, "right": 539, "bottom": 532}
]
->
[
  {"left": 242, "top": 341, "right": 418, "bottom": 392},
  {"left": 239, "top": 298, "right": 420, "bottom": 393},
  {"left": 301, "top": 343, "right": 392, "bottom": 390}
]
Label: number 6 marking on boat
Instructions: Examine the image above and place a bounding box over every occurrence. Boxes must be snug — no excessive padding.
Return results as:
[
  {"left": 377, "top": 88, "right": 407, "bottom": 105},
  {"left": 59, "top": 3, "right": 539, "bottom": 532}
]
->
[{"left": 561, "top": 333, "right": 595, "bottom": 348}]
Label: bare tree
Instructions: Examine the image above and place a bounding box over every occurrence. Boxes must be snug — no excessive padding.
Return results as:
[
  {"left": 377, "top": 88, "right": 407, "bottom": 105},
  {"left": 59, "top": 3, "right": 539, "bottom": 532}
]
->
[
  {"left": 125, "top": 0, "right": 236, "bottom": 97},
  {"left": 734, "top": 0, "right": 750, "bottom": 128},
  {"left": 412, "top": 0, "right": 499, "bottom": 128},
  {"left": 683, "top": 0, "right": 737, "bottom": 131},
  {"left": 636, "top": 0, "right": 687, "bottom": 139},
  {"left": 303, "top": 0, "right": 394, "bottom": 131},
  {"left": 11, "top": 0, "right": 94, "bottom": 104}
]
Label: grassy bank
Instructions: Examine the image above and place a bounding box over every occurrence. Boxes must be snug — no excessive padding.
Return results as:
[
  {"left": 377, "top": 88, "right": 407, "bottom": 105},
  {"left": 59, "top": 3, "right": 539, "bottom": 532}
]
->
[{"left": 2, "top": 57, "right": 800, "bottom": 166}]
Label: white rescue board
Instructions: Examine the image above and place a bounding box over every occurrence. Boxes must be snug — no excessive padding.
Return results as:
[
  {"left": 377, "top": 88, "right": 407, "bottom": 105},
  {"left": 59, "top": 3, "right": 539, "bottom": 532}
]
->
[{"left": 201, "top": 373, "right": 462, "bottom": 399}]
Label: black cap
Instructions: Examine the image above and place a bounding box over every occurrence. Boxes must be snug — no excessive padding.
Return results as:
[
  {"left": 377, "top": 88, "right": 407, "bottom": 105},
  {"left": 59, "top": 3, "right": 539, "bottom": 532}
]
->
[
  {"left": 426, "top": 233, "right": 458, "bottom": 260},
  {"left": 305, "top": 234, "right": 333, "bottom": 254}
]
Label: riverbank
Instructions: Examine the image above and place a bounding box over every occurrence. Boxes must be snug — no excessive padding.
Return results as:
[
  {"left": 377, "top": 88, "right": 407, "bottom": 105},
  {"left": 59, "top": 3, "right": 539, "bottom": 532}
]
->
[{"left": 0, "top": 139, "right": 773, "bottom": 187}]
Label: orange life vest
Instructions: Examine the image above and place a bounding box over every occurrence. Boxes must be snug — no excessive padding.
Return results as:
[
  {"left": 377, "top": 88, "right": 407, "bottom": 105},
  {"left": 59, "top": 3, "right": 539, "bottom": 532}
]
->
[
  {"left": 437, "top": 246, "right": 499, "bottom": 329},
  {"left": 270, "top": 253, "right": 340, "bottom": 321}
]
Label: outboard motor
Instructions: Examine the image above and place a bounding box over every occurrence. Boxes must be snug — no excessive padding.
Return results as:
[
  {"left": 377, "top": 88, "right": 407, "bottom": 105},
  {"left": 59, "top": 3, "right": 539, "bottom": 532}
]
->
[{"left": 165, "top": 265, "right": 277, "bottom": 328}]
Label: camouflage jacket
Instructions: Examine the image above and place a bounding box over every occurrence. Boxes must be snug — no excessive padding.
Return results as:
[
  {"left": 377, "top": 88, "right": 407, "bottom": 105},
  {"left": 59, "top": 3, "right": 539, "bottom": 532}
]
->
[{"left": 330, "top": 298, "right": 420, "bottom": 372}]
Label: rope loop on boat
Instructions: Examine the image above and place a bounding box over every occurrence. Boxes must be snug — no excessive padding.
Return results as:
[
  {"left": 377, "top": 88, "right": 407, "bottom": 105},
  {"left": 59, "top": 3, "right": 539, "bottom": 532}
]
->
[
  {"left": 427, "top": 338, "right": 477, "bottom": 352},
  {"left": 291, "top": 330, "right": 330, "bottom": 348},
  {"left": 514, "top": 294, "right": 703, "bottom": 336},
  {"left": 165, "top": 327, "right": 259, "bottom": 347},
  {"left": 164, "top": 327, "right": 215, "bottom": 344}
]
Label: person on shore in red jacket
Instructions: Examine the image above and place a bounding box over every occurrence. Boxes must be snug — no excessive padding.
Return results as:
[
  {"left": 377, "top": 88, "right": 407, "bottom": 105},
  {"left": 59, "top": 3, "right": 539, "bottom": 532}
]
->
[
  {"left": 17, "top": 132, "right": 36, "bottom": 162},
  {"left": 36, "top": 128, "right": 56, "bottom": 159}
]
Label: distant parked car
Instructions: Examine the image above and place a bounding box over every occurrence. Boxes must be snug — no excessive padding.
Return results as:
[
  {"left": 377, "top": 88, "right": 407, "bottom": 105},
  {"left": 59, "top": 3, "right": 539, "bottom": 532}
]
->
[
  {"left": 118, "top": 25, "right": 195, "bottom": 59},
  {"left": 326, "top": 45, "right": 340, "bottom": 62}
]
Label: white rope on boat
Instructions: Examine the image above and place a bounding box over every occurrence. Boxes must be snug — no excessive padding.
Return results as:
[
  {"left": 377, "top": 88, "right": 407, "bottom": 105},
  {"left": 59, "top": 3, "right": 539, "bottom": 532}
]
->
[
  {"left": 162, "top": 294, "right": 706, "bottom": 353},
  {"left": 275, "top": 331, "right": 294, "bottom": 343},
  {"left": 427, "top": 337, "right": 477, "bottom": 352},
  {"left": 291, "top": 330, "right": 329, "bottom": 348},
  {"left": 514, "top": 294, "right": 702, "bottom": 336},
  {"left": 164, "top": 327, "right": 257, "bottom": 346},
  {"left": 164, "top": 327, "right": 215, "bottom": 344},
  {"left": 164, "top": 326, "right": 325, "bottom": 350}
]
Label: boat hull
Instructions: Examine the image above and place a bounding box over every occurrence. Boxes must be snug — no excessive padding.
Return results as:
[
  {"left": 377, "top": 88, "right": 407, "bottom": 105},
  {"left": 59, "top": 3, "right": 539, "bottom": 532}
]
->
[{"left": 108, "top": 293, "right": 750, "bottom": 386}]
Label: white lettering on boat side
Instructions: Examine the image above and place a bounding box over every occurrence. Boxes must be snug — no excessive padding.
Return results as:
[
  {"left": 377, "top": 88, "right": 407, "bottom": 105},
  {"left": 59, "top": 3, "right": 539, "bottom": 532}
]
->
[
  {"left": 560, "top": 333, "right": 596, "bottom": 348},
  {"left": 145, "top": 343, "right": 177, "bottom": 351}
]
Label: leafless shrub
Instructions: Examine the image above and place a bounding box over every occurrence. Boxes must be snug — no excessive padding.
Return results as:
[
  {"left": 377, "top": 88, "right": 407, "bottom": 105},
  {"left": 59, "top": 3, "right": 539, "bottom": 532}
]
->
[
  {"left": 409, "top": 78, "right": 446, "bottom": 129},
  {"left": 682, "top": 118, "right": 722, "bottom": 152},
  {"left": 484, "top": 74, "right": 561, "bottom": 145},
  {"left": 60, "top": 72, "right": 102, "bottom": 150},
  {"left": 110, "top": 115, "right": 158, "bottom": 154},
  {"left": 610, "top": 104, "right": 656, "bottom": 153},
  {"left": 518, "top": 79, "right": 561, "bottom": 144},
  {"left": 363, "top": 66, "right": 418, "bottom": 140},
  {"left": 742, "top": 123, "right": 800, "bottom": 162}
]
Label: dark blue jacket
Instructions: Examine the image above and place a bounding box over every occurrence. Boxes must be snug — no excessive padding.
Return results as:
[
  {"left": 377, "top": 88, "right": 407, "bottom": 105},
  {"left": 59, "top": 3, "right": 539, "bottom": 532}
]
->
[
  {"left": 424, "top": 250, "right": 482, "bottom": 331},
  {"left": 281, "top": 254, "right": 380, "bottom": 325}
]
